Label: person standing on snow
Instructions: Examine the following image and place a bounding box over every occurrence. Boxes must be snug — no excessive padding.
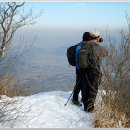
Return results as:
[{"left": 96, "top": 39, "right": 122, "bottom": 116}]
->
[{"left": 72, "top": 31, "right": 108, "bottom": 113}]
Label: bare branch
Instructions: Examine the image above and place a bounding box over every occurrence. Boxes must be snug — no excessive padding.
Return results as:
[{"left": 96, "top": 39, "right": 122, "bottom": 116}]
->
[{"left": 0, "top": 2, "right": 42, "bottom": 58}]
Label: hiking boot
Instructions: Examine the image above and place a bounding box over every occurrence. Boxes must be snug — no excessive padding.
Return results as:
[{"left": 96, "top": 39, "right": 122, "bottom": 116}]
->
[
  {"left": 84, "top": 110, "right": 93, "bottom": 113},
  {"left": 71, "top": 99, "right": 82, "bottom": 106},
  {"left": 84, "top": 108, "right": 94, "bottom": 113}
]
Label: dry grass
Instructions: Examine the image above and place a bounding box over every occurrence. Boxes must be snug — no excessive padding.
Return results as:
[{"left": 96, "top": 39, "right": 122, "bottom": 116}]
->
[
  {"left": 94, "top": 91, "right": 130, "bottom": 128},
  {"left": 0, "top": 72, "right": 34, "bottom": 97},
  {"left": 94, "top": 52, "right": 130, "bottom": 127},
  {"left": 0, "top": 71, "right": 33, "bottom": 127},
  {"left": 94, "top": 15, "right": 130, "bottom": 128},
  {"left": 94, "top": 105, "right": 128, "bottom": 128}
]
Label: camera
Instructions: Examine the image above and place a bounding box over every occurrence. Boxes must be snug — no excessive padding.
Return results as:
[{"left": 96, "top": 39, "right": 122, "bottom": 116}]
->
[{"left": 99, "top": 37, "right": 103, "bottom": 42}]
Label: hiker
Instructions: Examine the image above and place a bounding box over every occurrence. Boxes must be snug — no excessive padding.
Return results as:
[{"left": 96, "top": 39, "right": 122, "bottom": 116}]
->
[{"left": 72, "top": 31, "right": 108, "bottom": 112}]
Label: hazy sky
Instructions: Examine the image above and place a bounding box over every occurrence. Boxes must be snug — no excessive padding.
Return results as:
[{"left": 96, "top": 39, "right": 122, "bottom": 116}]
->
[
  {"left": 14, "top": 2, "right": 130, "bottom": 49},
  {"left": 24, "top": 2, "right": 130, "bottom": 29}
]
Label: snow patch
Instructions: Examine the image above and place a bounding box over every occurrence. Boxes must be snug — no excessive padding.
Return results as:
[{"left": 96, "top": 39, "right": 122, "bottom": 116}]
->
[{"left": 0, "top": 91, "right": 95, "bottom": 128}]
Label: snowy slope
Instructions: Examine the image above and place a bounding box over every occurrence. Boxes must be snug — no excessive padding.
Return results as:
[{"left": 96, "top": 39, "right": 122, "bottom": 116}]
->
[{"left": 0, "top": 91, "right": 96, "bottom": 128}]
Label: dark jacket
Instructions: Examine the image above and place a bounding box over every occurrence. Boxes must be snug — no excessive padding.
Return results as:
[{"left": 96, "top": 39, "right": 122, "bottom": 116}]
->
[
  {"left": 75, "top": 41, "right": 108, "bottom": 70},
  {"left": 89, "top": 42, "right": 108, "bottom": 61}
]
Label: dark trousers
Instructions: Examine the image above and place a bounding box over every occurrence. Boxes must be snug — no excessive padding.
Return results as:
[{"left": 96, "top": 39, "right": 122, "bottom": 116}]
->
[
  {"left": 73, "top": 68, "right": 101, "bottom": 112},
  {"left": 72, "top": 69, "right": 82, "bottom": 101}
]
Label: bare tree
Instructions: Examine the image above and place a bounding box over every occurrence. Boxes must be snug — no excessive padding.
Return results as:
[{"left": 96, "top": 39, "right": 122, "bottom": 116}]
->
[
  {"left": 0, "top": 2, "right": 42, "bottom": 127},
  {"left": 0, "top": 2, "right": 42, "bottom": 96},
  {"left": 0, "top": 2, "right": 41, "bottom": 58}
]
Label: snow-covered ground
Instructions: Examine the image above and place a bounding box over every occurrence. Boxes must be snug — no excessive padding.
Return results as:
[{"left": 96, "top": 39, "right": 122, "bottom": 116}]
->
[{"left": 0, "top": 91, "right": 103, "bottom": 128}]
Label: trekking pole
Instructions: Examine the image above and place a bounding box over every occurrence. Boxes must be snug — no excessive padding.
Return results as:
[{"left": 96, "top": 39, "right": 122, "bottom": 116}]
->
[
  {"left": 64, "top": 78, "right": 81, "bottom": 106},
  {"left": 64, "top": 91, "right": 74, "bottom": 106}
]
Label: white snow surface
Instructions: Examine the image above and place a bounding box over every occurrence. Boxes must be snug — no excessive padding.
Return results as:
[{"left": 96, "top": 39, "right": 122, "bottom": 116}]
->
[{"left": 0, "top": 91, "right": 100, "bottom": 128}]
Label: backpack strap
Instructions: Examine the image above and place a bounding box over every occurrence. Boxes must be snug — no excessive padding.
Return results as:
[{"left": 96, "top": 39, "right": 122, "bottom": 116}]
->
[
  {"left": 75, "top": 42, "right": 84, "bottom": 69},
  {"left": 89, "top": 44, "right": 94, "bottom": 59}
]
